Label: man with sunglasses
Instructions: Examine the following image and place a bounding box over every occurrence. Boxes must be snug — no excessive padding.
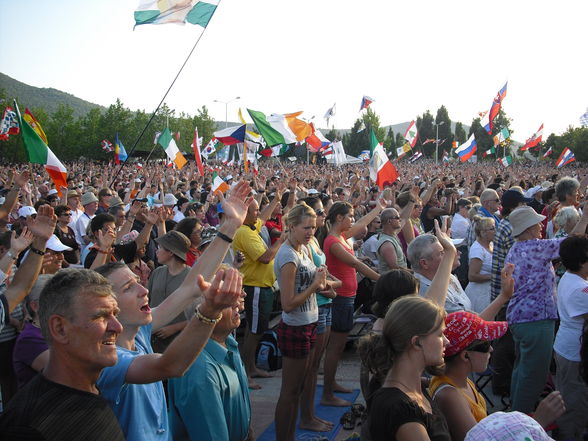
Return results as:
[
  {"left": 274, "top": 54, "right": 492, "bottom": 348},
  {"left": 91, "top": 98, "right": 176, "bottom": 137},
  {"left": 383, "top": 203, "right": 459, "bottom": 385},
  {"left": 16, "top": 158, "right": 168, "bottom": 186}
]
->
[
  {"left": 479, "top": 189, "right": 502, "bottom": 223},
  {"left": 375, "top": 206, "right": 414, "bottom": 274}
]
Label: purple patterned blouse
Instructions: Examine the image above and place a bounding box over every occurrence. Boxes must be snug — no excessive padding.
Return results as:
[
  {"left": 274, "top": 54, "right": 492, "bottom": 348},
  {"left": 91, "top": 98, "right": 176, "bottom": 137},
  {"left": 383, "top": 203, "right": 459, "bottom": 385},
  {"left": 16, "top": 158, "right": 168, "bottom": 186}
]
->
[{"left": 505, "top": 237, "right": 565, "bottom": 324}]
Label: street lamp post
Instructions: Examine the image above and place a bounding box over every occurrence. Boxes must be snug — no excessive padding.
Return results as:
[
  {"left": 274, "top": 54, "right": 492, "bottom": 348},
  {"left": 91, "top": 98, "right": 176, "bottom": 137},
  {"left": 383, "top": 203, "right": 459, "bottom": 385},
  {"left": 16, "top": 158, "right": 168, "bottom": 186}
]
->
[
  {"left": 213, "top": 96, "right": 241, "bottom": 127},
  {"left": 434, "top": 121, "right": 445, "bottom": 164}
]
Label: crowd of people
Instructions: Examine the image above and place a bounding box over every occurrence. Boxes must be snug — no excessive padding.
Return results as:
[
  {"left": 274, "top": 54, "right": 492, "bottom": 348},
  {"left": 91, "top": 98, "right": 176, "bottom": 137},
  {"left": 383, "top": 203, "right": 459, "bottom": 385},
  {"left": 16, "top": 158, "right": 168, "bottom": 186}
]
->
[{"left": 0, "top": 157, "right": 587, "bottom": 441}]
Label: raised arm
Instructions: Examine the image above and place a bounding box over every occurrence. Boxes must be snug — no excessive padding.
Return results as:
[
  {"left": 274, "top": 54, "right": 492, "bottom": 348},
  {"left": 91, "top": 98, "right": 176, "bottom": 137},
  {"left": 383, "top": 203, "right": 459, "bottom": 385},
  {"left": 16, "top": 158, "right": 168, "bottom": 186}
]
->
[
  {"left": 0, "top": 170, "right": 29, "bottom": 221},
  {"left": 426, "top": 220, "right": 457, "bottom": 308},
  {"left": 344, "top": 198, "right": 385, "bottom": 239}
]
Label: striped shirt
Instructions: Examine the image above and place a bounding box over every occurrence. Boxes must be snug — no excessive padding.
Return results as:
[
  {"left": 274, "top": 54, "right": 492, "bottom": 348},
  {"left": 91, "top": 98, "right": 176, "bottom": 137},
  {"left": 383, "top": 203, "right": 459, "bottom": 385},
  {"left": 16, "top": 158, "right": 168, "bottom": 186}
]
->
[{"left": 491, "top": 218, "right": 514, "bottom": 301}]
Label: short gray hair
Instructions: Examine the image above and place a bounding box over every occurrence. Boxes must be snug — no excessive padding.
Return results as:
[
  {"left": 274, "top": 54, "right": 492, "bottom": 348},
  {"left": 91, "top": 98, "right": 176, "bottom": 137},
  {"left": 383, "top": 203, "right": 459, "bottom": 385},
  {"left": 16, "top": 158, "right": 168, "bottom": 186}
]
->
[
  {"left": 407, "top": 234, "right": 438, "bottom": 271},
  {"left": 480, "top": 189, "right": 498, "bottom": 204},
  {"left": 38, "top": 269, "right": 114, "bottom": 344},
  {"left": 553, "top": 206, "right": 580, "bottom": 231},
  {"left": 380, "top": 208, "right": 399, "bottom": 224},
  {"left": 555, "top": 177, "right": 580, "bottom": 202}
]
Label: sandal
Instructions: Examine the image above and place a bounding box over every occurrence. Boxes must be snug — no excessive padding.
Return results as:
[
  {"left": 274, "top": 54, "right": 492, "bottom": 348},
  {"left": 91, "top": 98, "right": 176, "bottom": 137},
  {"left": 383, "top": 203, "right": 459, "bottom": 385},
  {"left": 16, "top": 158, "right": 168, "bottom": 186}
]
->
[
  {"left": 351, "top": 403, "right": 366, "bottom": 419},
  {"left": 340, "top": 411, "right": 356, "bottom": 430}
]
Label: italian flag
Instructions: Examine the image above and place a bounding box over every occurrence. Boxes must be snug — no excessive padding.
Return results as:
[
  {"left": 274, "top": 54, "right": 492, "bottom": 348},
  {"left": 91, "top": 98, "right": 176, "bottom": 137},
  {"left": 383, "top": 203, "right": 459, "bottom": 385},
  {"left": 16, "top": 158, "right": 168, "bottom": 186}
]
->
[
  {"left": 14, "top": 101, "right": 67, "bottom": 194},
  {"left": 212, "top": 172, "right": 229, "bottom": 195},
  {"left": 498, "top": 156, "right": 513, "bottom": 167},
  {"left": 158, "top": 127, "right": 187, "bottom": 169},
  {"left": 247, "top": 108, "right": 297, "bottom": 146},
  {"left": 369, "top": 129, "right": 398, "bottom": 189}
]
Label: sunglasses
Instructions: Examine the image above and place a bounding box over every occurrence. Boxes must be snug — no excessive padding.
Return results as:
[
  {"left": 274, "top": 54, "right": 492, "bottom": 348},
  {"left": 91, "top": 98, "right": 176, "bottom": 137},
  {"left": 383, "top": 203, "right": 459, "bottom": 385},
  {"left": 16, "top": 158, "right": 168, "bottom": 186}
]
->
[
  {"left": 467, "top": 341, "right": 492, "bottom": 353},
  {"left": 315, "top": 209, "right": 326, "bottom": 216}
]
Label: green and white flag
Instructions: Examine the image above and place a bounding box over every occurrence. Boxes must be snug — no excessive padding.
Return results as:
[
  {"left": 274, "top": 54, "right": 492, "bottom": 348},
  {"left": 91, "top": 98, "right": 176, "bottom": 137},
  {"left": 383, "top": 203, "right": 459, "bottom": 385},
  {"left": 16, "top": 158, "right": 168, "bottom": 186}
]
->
[
  {"left": 134, "top": 0, "right": 219, "bottom": 27},
  {"left": 499, "top": 156, "right": 513, "bottom": 167}
]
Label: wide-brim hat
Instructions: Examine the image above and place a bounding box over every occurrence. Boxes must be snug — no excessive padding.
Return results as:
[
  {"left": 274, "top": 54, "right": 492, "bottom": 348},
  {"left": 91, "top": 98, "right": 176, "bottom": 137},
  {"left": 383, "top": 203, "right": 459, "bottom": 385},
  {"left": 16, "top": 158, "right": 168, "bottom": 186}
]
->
[
  {"left": 108, "top": 195, "right": 125, "bottom": 208},
  {"left": 509, "top": 205, "right": 546, "bottom": 237},
  {"left": 81, "top": 191, "right": 99, "bottom": 206},
  {"left": 444, "top": 311, "right": 508, "bottom": 357},
  {"left": 155, "top": 231, "right": 191, "bottom": 261}
]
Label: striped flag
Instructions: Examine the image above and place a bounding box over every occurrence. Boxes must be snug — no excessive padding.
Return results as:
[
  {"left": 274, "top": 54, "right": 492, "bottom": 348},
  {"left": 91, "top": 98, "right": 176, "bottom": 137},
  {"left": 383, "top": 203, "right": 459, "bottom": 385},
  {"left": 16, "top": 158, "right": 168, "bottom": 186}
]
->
[
  {"left": 520, "top": 124, "right": 543, "bottom": 151},
  {"left": 192, "top": 127, "right": 204, "bottom": 176},
  {"left": 0, "top": 107, "right": 20, "bottom": 140},
  {"left": 211, "top": 172, "right": 229, "bottom": 194},
  {"left": 499, "top": 156, "right": 513, "bottom": 167},
  {"left": 556, "top": 148, "right": 575, "bottom": 168},
  {"left": 359, "top": 96, "right": 374, "bottom": 111},
  {"left": 409, "top": 151, "right": 423, "bottom": 163},
  {"left": 455, "top": 134, "right": 477, "bottom": 162},
  {"left": 543, "top": 146, "right": 553, "bottom": 158}
]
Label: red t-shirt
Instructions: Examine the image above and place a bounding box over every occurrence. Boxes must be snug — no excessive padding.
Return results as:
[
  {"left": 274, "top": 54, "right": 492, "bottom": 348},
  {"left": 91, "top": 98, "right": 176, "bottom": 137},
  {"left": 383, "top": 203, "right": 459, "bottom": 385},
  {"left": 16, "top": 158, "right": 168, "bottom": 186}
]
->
[
  {"left": 265, "top": 214, "right": 283, "bottom": 245},
  {"left": 323, "top": 234, "right": 357, "bottom": 297}
]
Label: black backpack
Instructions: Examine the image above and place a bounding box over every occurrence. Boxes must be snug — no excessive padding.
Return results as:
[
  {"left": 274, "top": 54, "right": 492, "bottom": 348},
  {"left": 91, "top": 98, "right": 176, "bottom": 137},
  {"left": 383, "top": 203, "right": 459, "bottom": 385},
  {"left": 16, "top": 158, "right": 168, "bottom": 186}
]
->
[{"left": 255, "top": 329, "right": 282, "bottom": 371}]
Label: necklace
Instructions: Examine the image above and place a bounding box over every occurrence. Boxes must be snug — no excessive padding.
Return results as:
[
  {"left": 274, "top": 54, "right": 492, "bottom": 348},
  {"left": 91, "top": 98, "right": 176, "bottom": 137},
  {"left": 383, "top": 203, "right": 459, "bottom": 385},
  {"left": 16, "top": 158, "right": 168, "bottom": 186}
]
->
[{"left": 388, "top": 379, "right": 415, "bottom": 392}]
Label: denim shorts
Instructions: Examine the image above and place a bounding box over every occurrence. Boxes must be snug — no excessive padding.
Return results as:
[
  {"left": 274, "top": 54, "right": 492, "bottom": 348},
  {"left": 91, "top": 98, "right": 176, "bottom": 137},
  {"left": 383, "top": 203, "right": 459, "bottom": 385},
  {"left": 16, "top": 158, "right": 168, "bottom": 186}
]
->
[
  {"left": 331, "top": 295, "right": 355, "bottom": 333},
  {"left": 317, "top": 304, "right": 332, "bottom": 335}
]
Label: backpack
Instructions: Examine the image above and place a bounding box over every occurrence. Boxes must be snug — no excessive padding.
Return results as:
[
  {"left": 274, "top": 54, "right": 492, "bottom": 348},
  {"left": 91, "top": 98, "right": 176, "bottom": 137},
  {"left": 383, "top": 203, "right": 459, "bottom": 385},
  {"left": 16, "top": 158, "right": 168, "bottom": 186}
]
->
[{"left": 255, "top": 329, "right": 282, "bottom": 371}]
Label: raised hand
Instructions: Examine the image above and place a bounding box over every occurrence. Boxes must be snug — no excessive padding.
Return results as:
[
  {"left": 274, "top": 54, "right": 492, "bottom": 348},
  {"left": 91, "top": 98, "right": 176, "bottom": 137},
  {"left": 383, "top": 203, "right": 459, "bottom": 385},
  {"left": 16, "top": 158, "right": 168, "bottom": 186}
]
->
[
  {"left": 197, "top": 267, "right": 244, "bottom": 316},
  {"left": 313, "top": 266, "right": 327, "bottom": 292},
  {"left": 10, "top": 228, "right": 34, "bottom": 254},
  {"left": 95, "top": 228, "right": 116, "bottom": 251},
  {"left": 27, "top": 205, "right": 57, "bottom": 241},
  {"left": 434, "top": 218, "right": 455, "bottom": 253},
  {"left": 500, "top": 263, "right": 515, "bottom": 299},
  {"left": 218, "top": 180, "right": 253, "bottom": 228},
  {"left": 13, "top": 170, "right": 30, "bottom": 188}
]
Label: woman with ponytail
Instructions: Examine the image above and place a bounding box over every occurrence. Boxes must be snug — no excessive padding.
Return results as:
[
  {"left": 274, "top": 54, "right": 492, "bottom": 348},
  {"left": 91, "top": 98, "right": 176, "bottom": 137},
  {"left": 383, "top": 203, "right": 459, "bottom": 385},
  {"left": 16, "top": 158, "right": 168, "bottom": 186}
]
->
[
  {"left": 321, "top": 200, "right": 384, "bottom": 406},
  {"left": 360, "top": 296, "right": 451, "bottom": 441}
]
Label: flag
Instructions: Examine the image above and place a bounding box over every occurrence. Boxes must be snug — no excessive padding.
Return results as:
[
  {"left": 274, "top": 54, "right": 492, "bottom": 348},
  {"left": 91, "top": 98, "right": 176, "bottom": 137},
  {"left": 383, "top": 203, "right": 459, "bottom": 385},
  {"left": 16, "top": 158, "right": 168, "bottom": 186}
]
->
[
  {"left": 396, "top": 142, "right": 412, "bottom": 159},
  {"left": 306, "top": 125, "right": 330, "bottom": 151},
  {"left": 101, "top": 140, "right": 113, "bottom": 152},
  {"left": 0, "top": 107, "right": 20, "bottom": 140},
  {"left": 211, "top": 172, "right": 229, "bottom": 194},
  {"left": 520, "top": 124, "right": 544, "bottom": 151},
  {"left": 580, "top": 108, "right": 588, "bottom": 127},
  {"left": 158, "top": 128, "right": 187, "bottom": 169},
  {"left": 192, "top": 127, "right": 204, "bottom": 176},
  {"left": 422, "top": 138, "right": 436, "bottom": 145},
  {"left": 409, "top": 151, "right": 423, "bottom": 163},
  {"left": 153, "top": 131, "right": 162, "bottom": 144},
  {"left": 543, "top": 146, "right": 553, "bottom": 158},
  {"left": 482, "top": 147, "right": 496, "bottom": 158},
  {"left": 332, "top": 141, "right": 348, "bottom": 166},
  {"left": 174, "top": 131, "right": 181, "bottom": 142},
  {"left": 14, "top": 102, "right": 67, "bottom": 194},
  {"left": 556, "top": 148, "right": 575, "bottom": 168},
  {"left": 322, "top": 144, "right": 334, "bottom": 156},
  {"left": 358, "top": 150, "right": 370, "bottom": 161},
  {"left": 493, "top": 127, "right": 510, "bottom": 146},
  {"left": 488, "top": 82, "right": 508, "bottom": 133},
  {"left": 114, "top": 134, "right": 128, "bottom": 165},
  {"left": 283, "top": 112, "right": 313, "bottom": 141},
  {"left": 23, "top": 108, "right": 48, "bottom": 144},
  {"left": 442, "top": 151, "right": 449, "bottom": 163},
  {"left": 134, "top": 0, "right": 219, "bottom": 27},
  {"left": 455, "top": 134, "right": 477, "bottom": 162},
  {"left": 324, "top": 103, "right": 336, "bottom": 124},
  {"left": 248, "top": 109, "right": 298, "bottom": 146},
  {"left": 499, "top": 156, "right": 513, "bottom": 167},
  {"left": 360, "top": 96, "right": 374, "bottom": 111},
  {"left": 213, "top": 125, "right": 246, "bottom": 146},
  {"left": 369, "top": 129, "right": 398, "bottom": 188},
  {"left": 201, "top": 138, "right": 220, "bottom": 158},
  {"left": 404, "top": 120, "right": 418, "bottom": 148}
]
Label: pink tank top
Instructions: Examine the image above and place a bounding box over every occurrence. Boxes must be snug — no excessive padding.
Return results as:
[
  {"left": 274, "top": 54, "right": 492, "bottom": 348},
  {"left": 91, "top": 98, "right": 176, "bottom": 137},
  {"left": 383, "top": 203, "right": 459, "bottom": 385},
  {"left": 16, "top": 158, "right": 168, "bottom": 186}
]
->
[{"left": 324, "top": 234, "right": 357, "bottom": 297}]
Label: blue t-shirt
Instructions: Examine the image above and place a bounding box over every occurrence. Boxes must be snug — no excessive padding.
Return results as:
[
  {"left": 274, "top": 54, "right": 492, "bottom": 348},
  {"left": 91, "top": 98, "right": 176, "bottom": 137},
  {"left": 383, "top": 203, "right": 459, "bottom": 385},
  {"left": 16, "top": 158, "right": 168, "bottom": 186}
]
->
[
  {"left": 167, "top": 335, "right": 251, "bottom": 441},
  {"left": 97, "top": 324, "right": 170, "bottom": 441}
]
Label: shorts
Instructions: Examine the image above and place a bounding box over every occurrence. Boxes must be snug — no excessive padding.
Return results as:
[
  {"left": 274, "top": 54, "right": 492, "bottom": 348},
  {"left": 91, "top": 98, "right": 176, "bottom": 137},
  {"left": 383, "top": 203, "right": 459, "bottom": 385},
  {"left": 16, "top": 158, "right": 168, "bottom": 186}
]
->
[
  {"left": 244, "top": 285, "right": 275, "bottom": 334},
  {"left": 317, "top": 304, "right": 332, "bottom": 335},
  {"left": 277, "top": 321, "right": 317, "bottom": 359},
  {"left": 331, "top": 295, "right": 355, "bottom": 333}
]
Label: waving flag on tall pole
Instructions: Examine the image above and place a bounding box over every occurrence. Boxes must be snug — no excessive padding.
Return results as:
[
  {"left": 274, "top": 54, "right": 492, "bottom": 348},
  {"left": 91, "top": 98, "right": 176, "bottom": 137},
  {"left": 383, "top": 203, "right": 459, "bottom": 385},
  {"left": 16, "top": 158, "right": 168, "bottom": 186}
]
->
[
  {"left": 556, "top": 148, "right": 575, "bottom": 168},
  {"left": 247, "top": 109, "right": 297, "bottom": 146},
  {"left": 369, "top": 129, "right": 398, "bottom": 189},
  {"left": 324, "top": 103, "right": 336, "bottom": 125},
  {"left": 488, "top": 82, "right": 508, "bottom": 133},
  {"left": 543, "top": 146, "right": 553, "bottom": 158},
  {"left": 213, "top": 125, "right": 246, "bottom": 146},
  {"left": 455, "top": 134, "right": 477, "bottom": 162},
  {"left": 23, "top": 108, "right": 48, "bottom": 144},
  {"left": 14, "top": 101, "right": 67, "bottom": 194},
  {"left": 520, "top": 124, "right": 543, "bottom": 151},
  {"left": 158, "top": 128, "right": 187, "bottom": 169},
  {"left": 192, "top": 127, "right": 204, "bottom": 176},
  {"left": 115, "top": 134, "right": 128, "bottom": 165},
  {"left": 404, "top": 120, "right": 418, "bottom": 148},
  {"left": 359, "top": 96, "right": 374, "bottom": 111},
  {"left": 134, "top": 0, "right": 219, "bottom": 27}
]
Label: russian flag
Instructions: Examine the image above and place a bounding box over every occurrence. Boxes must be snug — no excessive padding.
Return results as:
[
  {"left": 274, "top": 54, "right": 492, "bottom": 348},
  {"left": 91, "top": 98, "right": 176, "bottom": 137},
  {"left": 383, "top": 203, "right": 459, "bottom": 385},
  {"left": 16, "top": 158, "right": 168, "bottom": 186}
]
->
[
  {"left": 306, "top": 126, "right": 331, "bottom": 152},
  {"left": 455, "top": 134, "right": 477, "bottom": 162},
  {"left": 213, "top": 125, "right": 246, "bottom": 146},
  {"left": 556, "top": 147, "right": 575, "bottom": 168},
  {"left": 488, "top": 82, "right": 508, "bottom": 132}
]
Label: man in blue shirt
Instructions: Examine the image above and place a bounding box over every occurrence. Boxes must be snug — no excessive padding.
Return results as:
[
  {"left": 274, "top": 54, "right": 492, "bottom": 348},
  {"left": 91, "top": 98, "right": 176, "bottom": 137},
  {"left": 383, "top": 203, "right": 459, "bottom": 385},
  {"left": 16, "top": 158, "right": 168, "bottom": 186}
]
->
[{"left": 168, "top": 299, "right": 251, "bottom": 441}]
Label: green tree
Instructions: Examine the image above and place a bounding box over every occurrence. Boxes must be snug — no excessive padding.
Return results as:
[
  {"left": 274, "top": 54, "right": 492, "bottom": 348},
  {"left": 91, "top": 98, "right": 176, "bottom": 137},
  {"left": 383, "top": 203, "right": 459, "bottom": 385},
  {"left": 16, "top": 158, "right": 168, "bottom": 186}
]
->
[
  {"left": 468, "top": 117, "right": 493, "bottom": 159},
  {"left": 395, "top": 132, "right": 405, "bottom": 149},
  {"left": 325, "top": 128, "right": 339, "bottom": 142},
  {"left": 383, "top": 127, "right": 395, "bottom": 152},
  {"left": 434, "top": 106, "right": 452, "bottom": 161},
  {"left": 545, "top": 126, "right": 588, "bottom": 162},
  {"left": 344, "top": 108, "right": 385, "bottom": 156},
  {"left": 416, "top": 111, "right": 434, "bottom": 156},
  {"left": 454, "top": 122, "right": 467, "bottom": 145}
]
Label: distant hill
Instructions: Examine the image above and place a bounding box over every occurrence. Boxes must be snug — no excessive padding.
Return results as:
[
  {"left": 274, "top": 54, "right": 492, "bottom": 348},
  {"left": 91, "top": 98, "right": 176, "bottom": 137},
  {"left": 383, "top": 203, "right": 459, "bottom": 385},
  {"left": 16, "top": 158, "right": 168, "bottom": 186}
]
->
[{"left": 0, "top": 72, "right": 104, "bottom": 118}]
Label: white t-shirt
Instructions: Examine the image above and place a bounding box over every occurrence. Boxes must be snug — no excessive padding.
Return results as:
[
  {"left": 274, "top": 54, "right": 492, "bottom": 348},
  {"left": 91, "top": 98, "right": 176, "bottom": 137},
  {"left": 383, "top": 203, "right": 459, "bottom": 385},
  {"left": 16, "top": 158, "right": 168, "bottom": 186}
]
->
[
  {"left": 415, "top": 272, "right": 472, "bottom": 313},
  {"left": 451, "top": 213, "right": 470, "bottom": 240},
  {"left": 361, "top": 234, "right": 380, "bottom": 267},
  {"left": 469, "top": 241, "right": 492, "bottom": 276},
  {"left": 554, "top": 271, "right": 588, "bottom": 361}
]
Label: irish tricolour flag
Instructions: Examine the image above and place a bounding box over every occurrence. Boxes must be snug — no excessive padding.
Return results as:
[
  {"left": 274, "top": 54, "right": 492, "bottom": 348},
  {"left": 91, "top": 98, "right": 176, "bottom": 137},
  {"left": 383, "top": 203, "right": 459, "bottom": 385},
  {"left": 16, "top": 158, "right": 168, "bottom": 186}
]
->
[
  {"left": 14, "top": 101, "right": 67, "bottom": 194},
  {"left": 212, "top": 172, "right": 229, "bottom": 195},
  {"left": 158, "top": 128, "right": 187, "bottom": 169},
  {"left": 369, "top": 129, "right": 398, "bottom": 189}
]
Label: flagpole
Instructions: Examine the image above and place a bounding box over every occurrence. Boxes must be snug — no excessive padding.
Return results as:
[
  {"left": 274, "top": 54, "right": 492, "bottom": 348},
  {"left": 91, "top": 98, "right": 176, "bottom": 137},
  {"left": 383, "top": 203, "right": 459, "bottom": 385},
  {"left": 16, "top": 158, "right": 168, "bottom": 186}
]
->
[{"left": 109, "top": 9, "right": 219, "bottom": 187}]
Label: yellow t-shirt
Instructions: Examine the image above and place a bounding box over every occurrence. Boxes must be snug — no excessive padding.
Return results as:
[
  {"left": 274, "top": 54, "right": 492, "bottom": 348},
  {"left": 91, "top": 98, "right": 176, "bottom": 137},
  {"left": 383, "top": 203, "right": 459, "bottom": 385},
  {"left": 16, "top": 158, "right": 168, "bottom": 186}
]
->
[
  {"left": 233, "top": 219, "right": 276, "bottom": 287},
  {"left": 429, "top": 375, "right": 487, "bottom": 422}
]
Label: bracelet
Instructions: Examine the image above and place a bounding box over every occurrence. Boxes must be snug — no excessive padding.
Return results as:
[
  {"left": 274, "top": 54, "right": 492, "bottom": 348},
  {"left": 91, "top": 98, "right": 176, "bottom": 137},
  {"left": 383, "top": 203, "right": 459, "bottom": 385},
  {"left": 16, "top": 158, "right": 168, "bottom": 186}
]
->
[
  {"left": 195, "top": 305, "right": 223, "bottom": 325},
  {"left": 216, "top": 231, "right": 233, "bottom": 243},
  {"left": 11, "top": 185, "right": 21, "bottom": 192},
  {"left": 95, "top": 248, "right": 111, "bottom": 254},
  {"left": 29, "top": 247, "right": 46, "bottom": 256},
  {"left": 6, "top": 250, "right": 17, "bottom": 260}
]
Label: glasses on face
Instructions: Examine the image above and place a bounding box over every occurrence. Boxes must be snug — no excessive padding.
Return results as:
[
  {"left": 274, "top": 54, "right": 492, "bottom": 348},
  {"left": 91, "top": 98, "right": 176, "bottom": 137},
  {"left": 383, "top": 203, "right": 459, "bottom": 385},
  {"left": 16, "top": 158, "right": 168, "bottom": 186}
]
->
[
  {"left": 467, "top": 341, "right": 492, "bottom": 353},
  {"left": 315, "top": 209, "right": 326, "bottom": 216},
  {"left": 390, "top": 216, "right": 400, "bottom": 220},
  {"left": 62, "top": 213, "right": 72, "bottom": 217}
]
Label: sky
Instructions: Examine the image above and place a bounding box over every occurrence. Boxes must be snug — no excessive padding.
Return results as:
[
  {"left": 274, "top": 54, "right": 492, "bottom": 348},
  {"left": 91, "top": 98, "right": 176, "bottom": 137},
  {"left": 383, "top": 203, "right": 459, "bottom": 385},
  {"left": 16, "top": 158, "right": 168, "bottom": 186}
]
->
[{"left": 1, "top": 0, "right": 587, "bottom": 143}]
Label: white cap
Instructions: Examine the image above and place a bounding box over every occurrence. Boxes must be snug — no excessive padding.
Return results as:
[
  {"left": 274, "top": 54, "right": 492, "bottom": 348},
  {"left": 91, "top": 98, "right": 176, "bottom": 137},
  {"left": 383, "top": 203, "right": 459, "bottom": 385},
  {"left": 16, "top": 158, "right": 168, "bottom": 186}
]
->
[
  {"left": 46, "top": 234, "right": 73, "bottom": 252},
  {"left": 307, "top": 188, "right": 319, "bottom": 195},
  {"left": 163, "top": 193, "right": 178, "bottom": 206},
  {"left": 451, "top": 238, "right": 465, "bottom": 246},
  {"left": 18, "top": 206, "right": 37, "bottom": 218},
  {"left": 47, "top": 189, "right": 58, "bottom": 195}
]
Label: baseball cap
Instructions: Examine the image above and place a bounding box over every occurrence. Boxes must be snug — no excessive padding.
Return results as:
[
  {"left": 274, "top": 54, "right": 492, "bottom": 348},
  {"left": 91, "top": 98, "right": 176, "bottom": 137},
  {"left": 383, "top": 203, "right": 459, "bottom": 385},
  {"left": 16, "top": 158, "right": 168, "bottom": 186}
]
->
[
  {"left": 18, "top": 206, "right": 37, "bottom": 218},
  {"left": 444, "top": 311, "right": 508, "bottom": 357},
  {"left": 163, "top": 193, "right": 178, "bottom": 206},
  {"left": 46, "top": 234, "right": 73, "bottom": 252},
  {"left": 501, "top": 189, "right": 532, "bottom": 210},
  {"left": 307, "top": 188, "right": 319, "bottom": 195},
  {"left": 198, "top": 227, "right": 218, "bottom": 249}
]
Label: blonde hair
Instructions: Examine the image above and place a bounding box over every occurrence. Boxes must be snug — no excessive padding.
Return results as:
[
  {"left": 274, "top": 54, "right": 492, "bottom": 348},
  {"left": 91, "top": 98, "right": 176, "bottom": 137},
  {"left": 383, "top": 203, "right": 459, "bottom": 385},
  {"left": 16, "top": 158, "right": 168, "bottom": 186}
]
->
[
  {"left": 285, "top": 202, "right": 316, "bottom": 228},
  {"left": 473, "top": 215, "right": 495, "bottom": 238}
]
